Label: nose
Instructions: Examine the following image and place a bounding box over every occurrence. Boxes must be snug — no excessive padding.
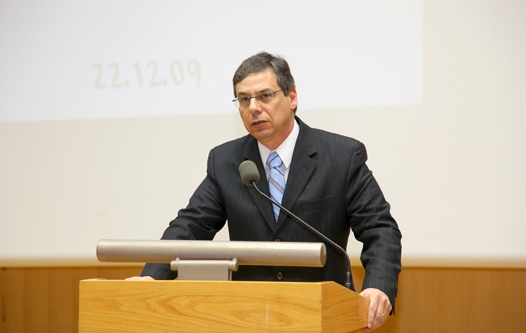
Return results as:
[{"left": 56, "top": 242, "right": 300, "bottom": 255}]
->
[{"left": 248, "top": 97, "right": 262, "bottom": 113}]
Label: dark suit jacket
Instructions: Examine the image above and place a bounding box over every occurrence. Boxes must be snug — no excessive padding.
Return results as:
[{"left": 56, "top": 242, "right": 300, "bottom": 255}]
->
[{"left": 142, "top": 117, "right": 402, "bottom": 308}]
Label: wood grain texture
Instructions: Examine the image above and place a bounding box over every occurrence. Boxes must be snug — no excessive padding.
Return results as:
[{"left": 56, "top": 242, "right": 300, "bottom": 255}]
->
[
  {"left": 365, "top": 267, "right": 526, "bottom": 333},
  {"left": 1, "top": 266, "right": 526, "bottom": 332},
  {"left": 79, "top": 280, "right": 368, "bottom": 333},
  {"left": 0, "top": 266, "right": 142, "bottom": 333},
  {"left": 322, "top": 282, "right": 369, "bottom": 332}
]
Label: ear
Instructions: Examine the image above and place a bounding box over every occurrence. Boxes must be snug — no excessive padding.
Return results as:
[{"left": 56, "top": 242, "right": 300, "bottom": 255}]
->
[{"left": 288, "top": 87, "right": 298, "bottom": 111}]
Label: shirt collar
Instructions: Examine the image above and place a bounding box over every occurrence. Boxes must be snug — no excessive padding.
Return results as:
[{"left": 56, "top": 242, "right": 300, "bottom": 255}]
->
[{"left": 258, "top": 118, "right": 300, "bottom": 171}]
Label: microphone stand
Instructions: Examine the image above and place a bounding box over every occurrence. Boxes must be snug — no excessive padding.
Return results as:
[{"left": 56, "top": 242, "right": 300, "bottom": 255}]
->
[{"left": 251, "top": 180, "right": 353, "bottom": 290}]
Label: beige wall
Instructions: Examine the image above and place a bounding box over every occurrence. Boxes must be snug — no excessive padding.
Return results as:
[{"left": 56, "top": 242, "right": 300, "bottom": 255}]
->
[
  {"left": 1, "top": 266, "right": 525, "bottom": 332},
  {"left": 2, "top": 0, "right": 526, "bottom": 268}
]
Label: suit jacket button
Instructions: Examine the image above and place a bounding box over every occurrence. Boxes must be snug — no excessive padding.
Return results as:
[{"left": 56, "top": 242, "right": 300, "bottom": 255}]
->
[{"left": 276, "top": 272, "right": 284, "bottom": 280}]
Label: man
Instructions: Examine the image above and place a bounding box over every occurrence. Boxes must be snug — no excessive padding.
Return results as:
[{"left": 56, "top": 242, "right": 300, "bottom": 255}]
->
[{"left": 129, "top": 52, "right": 402, "bottom": 331}]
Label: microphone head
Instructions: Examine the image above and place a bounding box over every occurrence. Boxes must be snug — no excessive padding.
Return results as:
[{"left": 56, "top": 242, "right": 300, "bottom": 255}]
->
[{"left": 239, "top": 160, "right": 260, "bottom": 186}]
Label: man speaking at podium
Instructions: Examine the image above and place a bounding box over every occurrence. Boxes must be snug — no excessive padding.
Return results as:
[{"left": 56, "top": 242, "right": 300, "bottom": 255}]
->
[{"left": 128, "top": 52, "right": 402, "bottom": 331}]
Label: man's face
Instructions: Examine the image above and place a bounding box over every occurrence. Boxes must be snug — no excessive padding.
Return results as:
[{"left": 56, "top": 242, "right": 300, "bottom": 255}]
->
[{"left": 235, "top": 69, "right": 297, "bottom": 150}]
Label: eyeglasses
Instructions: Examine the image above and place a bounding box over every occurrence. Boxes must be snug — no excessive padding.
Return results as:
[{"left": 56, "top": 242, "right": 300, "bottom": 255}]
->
[{"left": 232, "top": 90, "right": 283, "bottom": 108}]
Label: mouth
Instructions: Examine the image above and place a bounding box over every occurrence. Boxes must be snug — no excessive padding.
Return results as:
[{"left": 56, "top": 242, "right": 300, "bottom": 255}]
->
[{"left": 251, "top": 120, "right": 266, "bottom": 126}]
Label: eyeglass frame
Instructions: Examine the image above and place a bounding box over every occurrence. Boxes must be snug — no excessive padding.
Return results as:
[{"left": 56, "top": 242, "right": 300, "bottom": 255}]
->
[{"left": 232, "top": 89, "right": 283, "bottom": 108}]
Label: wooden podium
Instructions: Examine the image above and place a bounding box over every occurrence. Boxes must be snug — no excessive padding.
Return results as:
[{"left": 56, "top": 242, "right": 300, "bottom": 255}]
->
[{"left": 79, "top": 279, "right": 369, "bottom": 332}]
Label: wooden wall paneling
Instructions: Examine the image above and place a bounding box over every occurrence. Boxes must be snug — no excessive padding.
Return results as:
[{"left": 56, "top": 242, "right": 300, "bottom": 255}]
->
[
  {"left": 0, "top": 268, "right": 5, "bottom": 332},
  {"left": 1, "top": 268, "right": 26, "bottom": 333},
  {"left": 0, "top": 266, "right": 143, "bottom": 333},
  {"left": 1, "top": 266, "right": 526, "bottom": 333},
  {"left": 374, "top": 267, "right": 526, "bottom": 333}
]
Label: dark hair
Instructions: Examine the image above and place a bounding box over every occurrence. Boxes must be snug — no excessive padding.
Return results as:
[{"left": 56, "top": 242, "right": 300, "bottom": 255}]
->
[{"left": 233, "top": 52, "right": 296, "bottom": 98}]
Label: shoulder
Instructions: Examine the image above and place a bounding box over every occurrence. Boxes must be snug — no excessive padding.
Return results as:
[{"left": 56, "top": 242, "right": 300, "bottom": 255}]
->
[
  {"left": 206, "top": 134, "right": 260, "bottom": 171},
  {"left": 210, "top": 134, "right": 254, "bottom": 155},
  {"left": 297, "top": 117, "right": 365, "bottom": 153}
]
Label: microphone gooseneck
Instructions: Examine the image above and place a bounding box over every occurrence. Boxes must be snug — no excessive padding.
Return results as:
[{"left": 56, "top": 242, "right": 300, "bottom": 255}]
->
[{"left": 238, "top": 160, "right": 352, "bottom": 289}]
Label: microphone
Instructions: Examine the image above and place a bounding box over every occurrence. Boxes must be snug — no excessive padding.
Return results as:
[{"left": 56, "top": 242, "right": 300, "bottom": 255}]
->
[{"left": 238, "top": 160, "right": 352, "bottom": 289}]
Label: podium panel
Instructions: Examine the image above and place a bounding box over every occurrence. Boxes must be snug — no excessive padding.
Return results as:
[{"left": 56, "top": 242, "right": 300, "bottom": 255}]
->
[{"left": 79, "top": 280, "right": 368, "bottom": 333}]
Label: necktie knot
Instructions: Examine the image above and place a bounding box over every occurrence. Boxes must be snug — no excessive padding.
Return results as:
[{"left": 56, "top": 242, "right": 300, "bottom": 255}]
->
[{"left": 267, "top": 152, "right": 283, "bottom": 169}]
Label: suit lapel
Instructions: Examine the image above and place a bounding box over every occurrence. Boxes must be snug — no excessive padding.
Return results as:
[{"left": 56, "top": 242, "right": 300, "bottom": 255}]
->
[
  {"left": 242, "top": 137, "right": 277, "bottom": 231},
  {"left": 277, "top": 118, "right": 317, "bottom": 227}
]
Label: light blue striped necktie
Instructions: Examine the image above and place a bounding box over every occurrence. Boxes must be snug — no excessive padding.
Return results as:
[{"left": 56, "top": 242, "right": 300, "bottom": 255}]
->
[{"left": 267, "top": 152, "right": 285, "bottom": 222}]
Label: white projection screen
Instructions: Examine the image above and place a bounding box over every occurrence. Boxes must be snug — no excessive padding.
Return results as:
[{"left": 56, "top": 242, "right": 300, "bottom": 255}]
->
[{"left": 1, "top": 0, "right": 525, "bottom": 268}]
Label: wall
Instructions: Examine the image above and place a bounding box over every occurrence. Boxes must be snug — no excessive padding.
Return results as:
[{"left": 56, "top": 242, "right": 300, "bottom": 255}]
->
[{"left": 1, "top": 0, "right": 525, "bottom": 268}]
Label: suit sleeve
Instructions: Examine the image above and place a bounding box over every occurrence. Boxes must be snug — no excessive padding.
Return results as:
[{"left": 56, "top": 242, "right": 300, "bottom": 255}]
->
[
  {"left": 346, "top": 141, "right": 402, "bottom": 310},
  {"left": 141, "top": 149, "right": 227, "bottom": 279}
]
